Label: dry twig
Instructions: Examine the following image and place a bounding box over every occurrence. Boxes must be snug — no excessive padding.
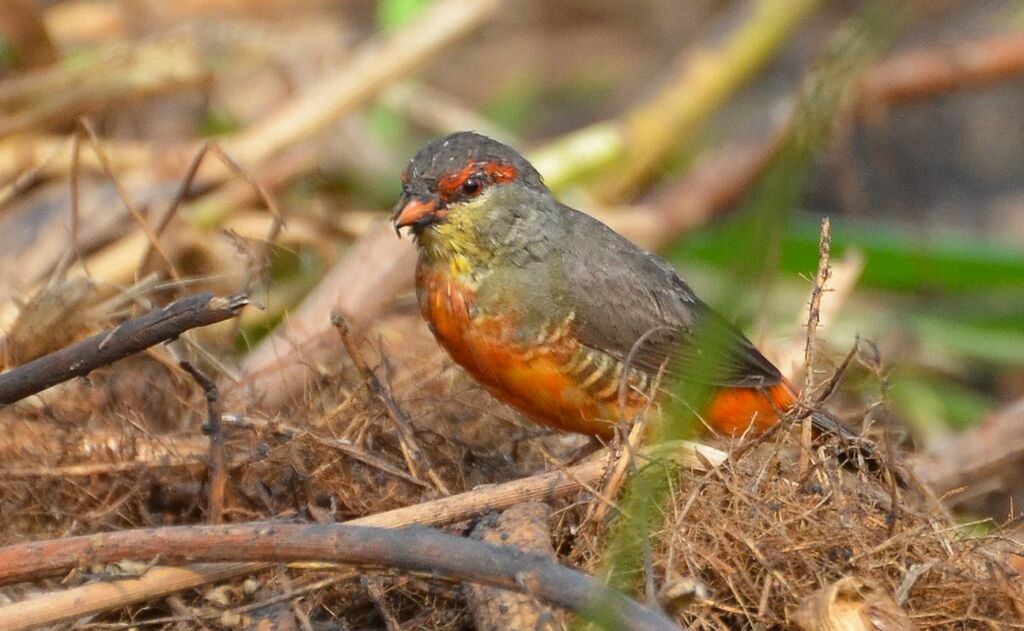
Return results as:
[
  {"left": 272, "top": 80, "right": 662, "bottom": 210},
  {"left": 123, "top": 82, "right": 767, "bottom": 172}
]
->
[
  {"left": 0, "top": 523, "right": 680, "bottom": 631},
  {"left": 860, "top": 31, "right": 1024, "bottom": 115},
  {"left": 0, "top": 292, "right": 247, "bottom": 404},
  {"left": 798, "top": 218, "right": 832, "bottom": 479},
  {"left": 180, "top": 361, "right": 226, "bottom": 524}
]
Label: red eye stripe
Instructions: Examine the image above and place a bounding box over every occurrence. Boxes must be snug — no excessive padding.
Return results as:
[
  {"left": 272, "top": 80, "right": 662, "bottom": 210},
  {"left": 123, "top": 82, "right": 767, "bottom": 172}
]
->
[
  {"left": 437, "top": 160, "right": 518, "bottom": 201},
  {"left": 482, "top": 161, "right": 517, "bottom": 183},
  {"left": 437, "top": 164, "right": 474, "bottom": 200}
]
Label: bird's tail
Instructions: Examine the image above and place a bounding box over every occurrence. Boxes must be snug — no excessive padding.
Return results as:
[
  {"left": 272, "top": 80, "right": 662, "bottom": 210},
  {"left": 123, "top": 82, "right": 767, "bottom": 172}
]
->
[
  {"left": 770, "top": 381, "right": 901, "bottom": 484},
  {"left": 808, "top": 408, "right": 903, "bottom": 485},
  {"left": 706, "top": 382, "right": 901, "bottom": 484}
]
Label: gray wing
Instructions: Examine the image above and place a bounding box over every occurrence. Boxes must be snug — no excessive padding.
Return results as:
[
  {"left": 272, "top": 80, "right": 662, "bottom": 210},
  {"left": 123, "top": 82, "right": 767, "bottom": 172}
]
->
[{"left": 557, "top": 206, "right": 782, "bottom": 388}]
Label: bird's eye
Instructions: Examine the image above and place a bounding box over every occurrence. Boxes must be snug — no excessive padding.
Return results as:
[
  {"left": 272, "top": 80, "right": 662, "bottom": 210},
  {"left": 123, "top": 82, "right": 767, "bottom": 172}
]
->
[{"left": 460, "top": 177, "right": 482, "bottom": 197}]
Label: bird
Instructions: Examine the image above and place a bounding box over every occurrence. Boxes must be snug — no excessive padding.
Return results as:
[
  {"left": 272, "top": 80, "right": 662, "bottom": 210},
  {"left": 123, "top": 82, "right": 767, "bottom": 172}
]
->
[{"left": 391, "top": 131, "right": 849, "bottom": 441}]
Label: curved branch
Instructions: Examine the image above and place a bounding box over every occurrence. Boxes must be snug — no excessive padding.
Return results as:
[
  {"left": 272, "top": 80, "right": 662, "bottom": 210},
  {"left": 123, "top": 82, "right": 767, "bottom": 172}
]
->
[{"left": 0, "top": 522, "right": 680, "bottom": 631}]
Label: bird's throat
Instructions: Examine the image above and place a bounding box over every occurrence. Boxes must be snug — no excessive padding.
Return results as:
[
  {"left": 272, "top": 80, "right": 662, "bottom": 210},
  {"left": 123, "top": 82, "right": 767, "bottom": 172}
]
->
[{"left": 415, "top": 197, "right": 497, "bottom": 278}]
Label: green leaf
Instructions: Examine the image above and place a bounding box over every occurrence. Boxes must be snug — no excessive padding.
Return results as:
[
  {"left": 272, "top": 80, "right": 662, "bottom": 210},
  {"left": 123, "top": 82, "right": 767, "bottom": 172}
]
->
[{"left": 672, "top": 215, "right": 1024, "bottom": 294}]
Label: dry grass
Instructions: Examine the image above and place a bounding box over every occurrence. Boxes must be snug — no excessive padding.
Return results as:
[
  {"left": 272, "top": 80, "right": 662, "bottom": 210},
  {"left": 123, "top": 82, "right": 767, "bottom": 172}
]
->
[
  {"left": 1, "top": 298, "right": 1020, "bottom": 629},
  {"left": 647, "top": 443, "right": 1020, "bottom": 628}
]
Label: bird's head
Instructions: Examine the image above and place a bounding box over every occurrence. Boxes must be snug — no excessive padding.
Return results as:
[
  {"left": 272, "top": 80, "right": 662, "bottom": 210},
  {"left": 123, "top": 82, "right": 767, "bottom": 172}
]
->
[{"left": 391, "top": 132, "right": 548, "bottom": 265}]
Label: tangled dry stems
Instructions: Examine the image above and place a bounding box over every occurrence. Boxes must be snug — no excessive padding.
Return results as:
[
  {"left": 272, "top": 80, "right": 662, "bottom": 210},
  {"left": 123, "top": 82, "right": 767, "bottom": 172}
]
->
[{"left": 647, "top": 443, "right": 1021, "bottom": 628}]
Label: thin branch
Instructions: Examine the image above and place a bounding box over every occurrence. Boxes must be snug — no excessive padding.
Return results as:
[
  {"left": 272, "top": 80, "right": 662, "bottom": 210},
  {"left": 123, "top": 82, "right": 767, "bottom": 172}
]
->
[
  {"left": 798, "top": 218, "right": 831, "bottom": 479},
  {"left": 0, "top": 292, "right": 248, "bottom": 404},
  {"left": 141, "top": 141, "right": 285, "bottom": 275},
  {"left": 860, "top": 31, "right": 1024, "bottom": 113},
  {"left": 803, "top": 217, "right": 832, "bottom": 396},
  {"left": 0, "top": 523, "right": 681, "bottom": 631},
  {"left": 77, "top": 117, "right": 181, "bottom": 282},
  {"left": 180, "top": 362, "right": 226, "bottom": 524},
  {"left": 0, "top": 564, "right": 269, "bottom": 631},
  {"left": 811, "top": 338, "right": 858, "bottom": 409}
]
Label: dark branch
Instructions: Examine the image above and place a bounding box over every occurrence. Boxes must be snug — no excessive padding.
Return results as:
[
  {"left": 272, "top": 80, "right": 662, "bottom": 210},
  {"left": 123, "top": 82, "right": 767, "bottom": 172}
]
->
[
  {"left": 0, "top": 292, "right": 248, "bottom": 404},
  {"left": 180, "top": 361, "right": 226, "bottom": 524},
  {"left": 0, "top": 523, "right": 680, "bottom": 631}
]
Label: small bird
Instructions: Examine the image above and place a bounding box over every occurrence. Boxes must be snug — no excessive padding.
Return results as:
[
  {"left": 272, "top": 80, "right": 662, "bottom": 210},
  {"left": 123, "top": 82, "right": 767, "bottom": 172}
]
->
[{"left": 391, "top": 131, "right": 844, "bottom": 440}]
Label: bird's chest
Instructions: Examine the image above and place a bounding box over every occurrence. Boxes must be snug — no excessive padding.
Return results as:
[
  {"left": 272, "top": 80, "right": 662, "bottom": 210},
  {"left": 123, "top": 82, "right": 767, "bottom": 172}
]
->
[
  {"left": 416, "top": 261, "right": 577, "bottom": 382},
  {"left": 417, "top": 264, "right": 528, "bottom": 372},
  {"left": 415, "top": 261, "right": 649, "bottom": 436}
]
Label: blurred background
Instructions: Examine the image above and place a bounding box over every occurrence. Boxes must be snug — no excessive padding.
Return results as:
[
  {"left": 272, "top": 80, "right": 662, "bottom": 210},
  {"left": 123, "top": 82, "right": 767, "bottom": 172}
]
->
[{"left": 2, "top": 0, "right": 1024, "bottom": 510}]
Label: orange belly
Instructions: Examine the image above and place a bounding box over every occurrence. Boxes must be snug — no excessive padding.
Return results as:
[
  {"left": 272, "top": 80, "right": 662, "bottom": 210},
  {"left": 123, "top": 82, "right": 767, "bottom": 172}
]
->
[
  {"left": 418, "top": 267, "right": 794, "bottom": 439},
  {"left": 418, "top": 268, "right": 652, "bottom": 437}
]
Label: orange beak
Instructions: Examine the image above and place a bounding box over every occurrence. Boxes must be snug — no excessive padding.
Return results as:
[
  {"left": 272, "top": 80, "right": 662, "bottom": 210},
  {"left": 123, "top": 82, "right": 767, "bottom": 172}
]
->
[{"left": 391, "top": 196, "right": 438, "bottom": 235}]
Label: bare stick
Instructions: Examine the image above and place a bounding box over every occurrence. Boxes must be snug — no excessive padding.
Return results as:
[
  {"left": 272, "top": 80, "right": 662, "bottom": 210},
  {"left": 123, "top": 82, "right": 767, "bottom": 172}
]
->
[
  {"left": 0, "top": 523, "right": 680, "bottom": 631},
  {"left": 860, "top": 31, "right": 1024, "bottom": 113},
  {"left": 812, "top": 339, "right": 858, "bottom": 409},
  {"left": 180, "top": 362, "right": 226, "bottom": 524},
  {"left": 0, "top": 292, "right": 248, "bottom": 404},
  {"left": 139, "top": 140, "right": 214, "bottom": 275},
  {"left": 68, "top": 129, "right": 83, "bottom": 266},
  {"left": 331, "top": 312, "right": 450, "bottom": 495},
  {"left": 798, "top": 218, "right": 832, "bottom": 480},
  {"left": 585, "top": 414, "right": 648, "bottom": 529},
  {"left": 803, "top": 217, "right": 832, "bottom": 396},
  {"left": 349, "top": 442, "right": 719, "bottom": 530},
  {"left": 0, "top": 564, "right": 268, "bottom": 631}
]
